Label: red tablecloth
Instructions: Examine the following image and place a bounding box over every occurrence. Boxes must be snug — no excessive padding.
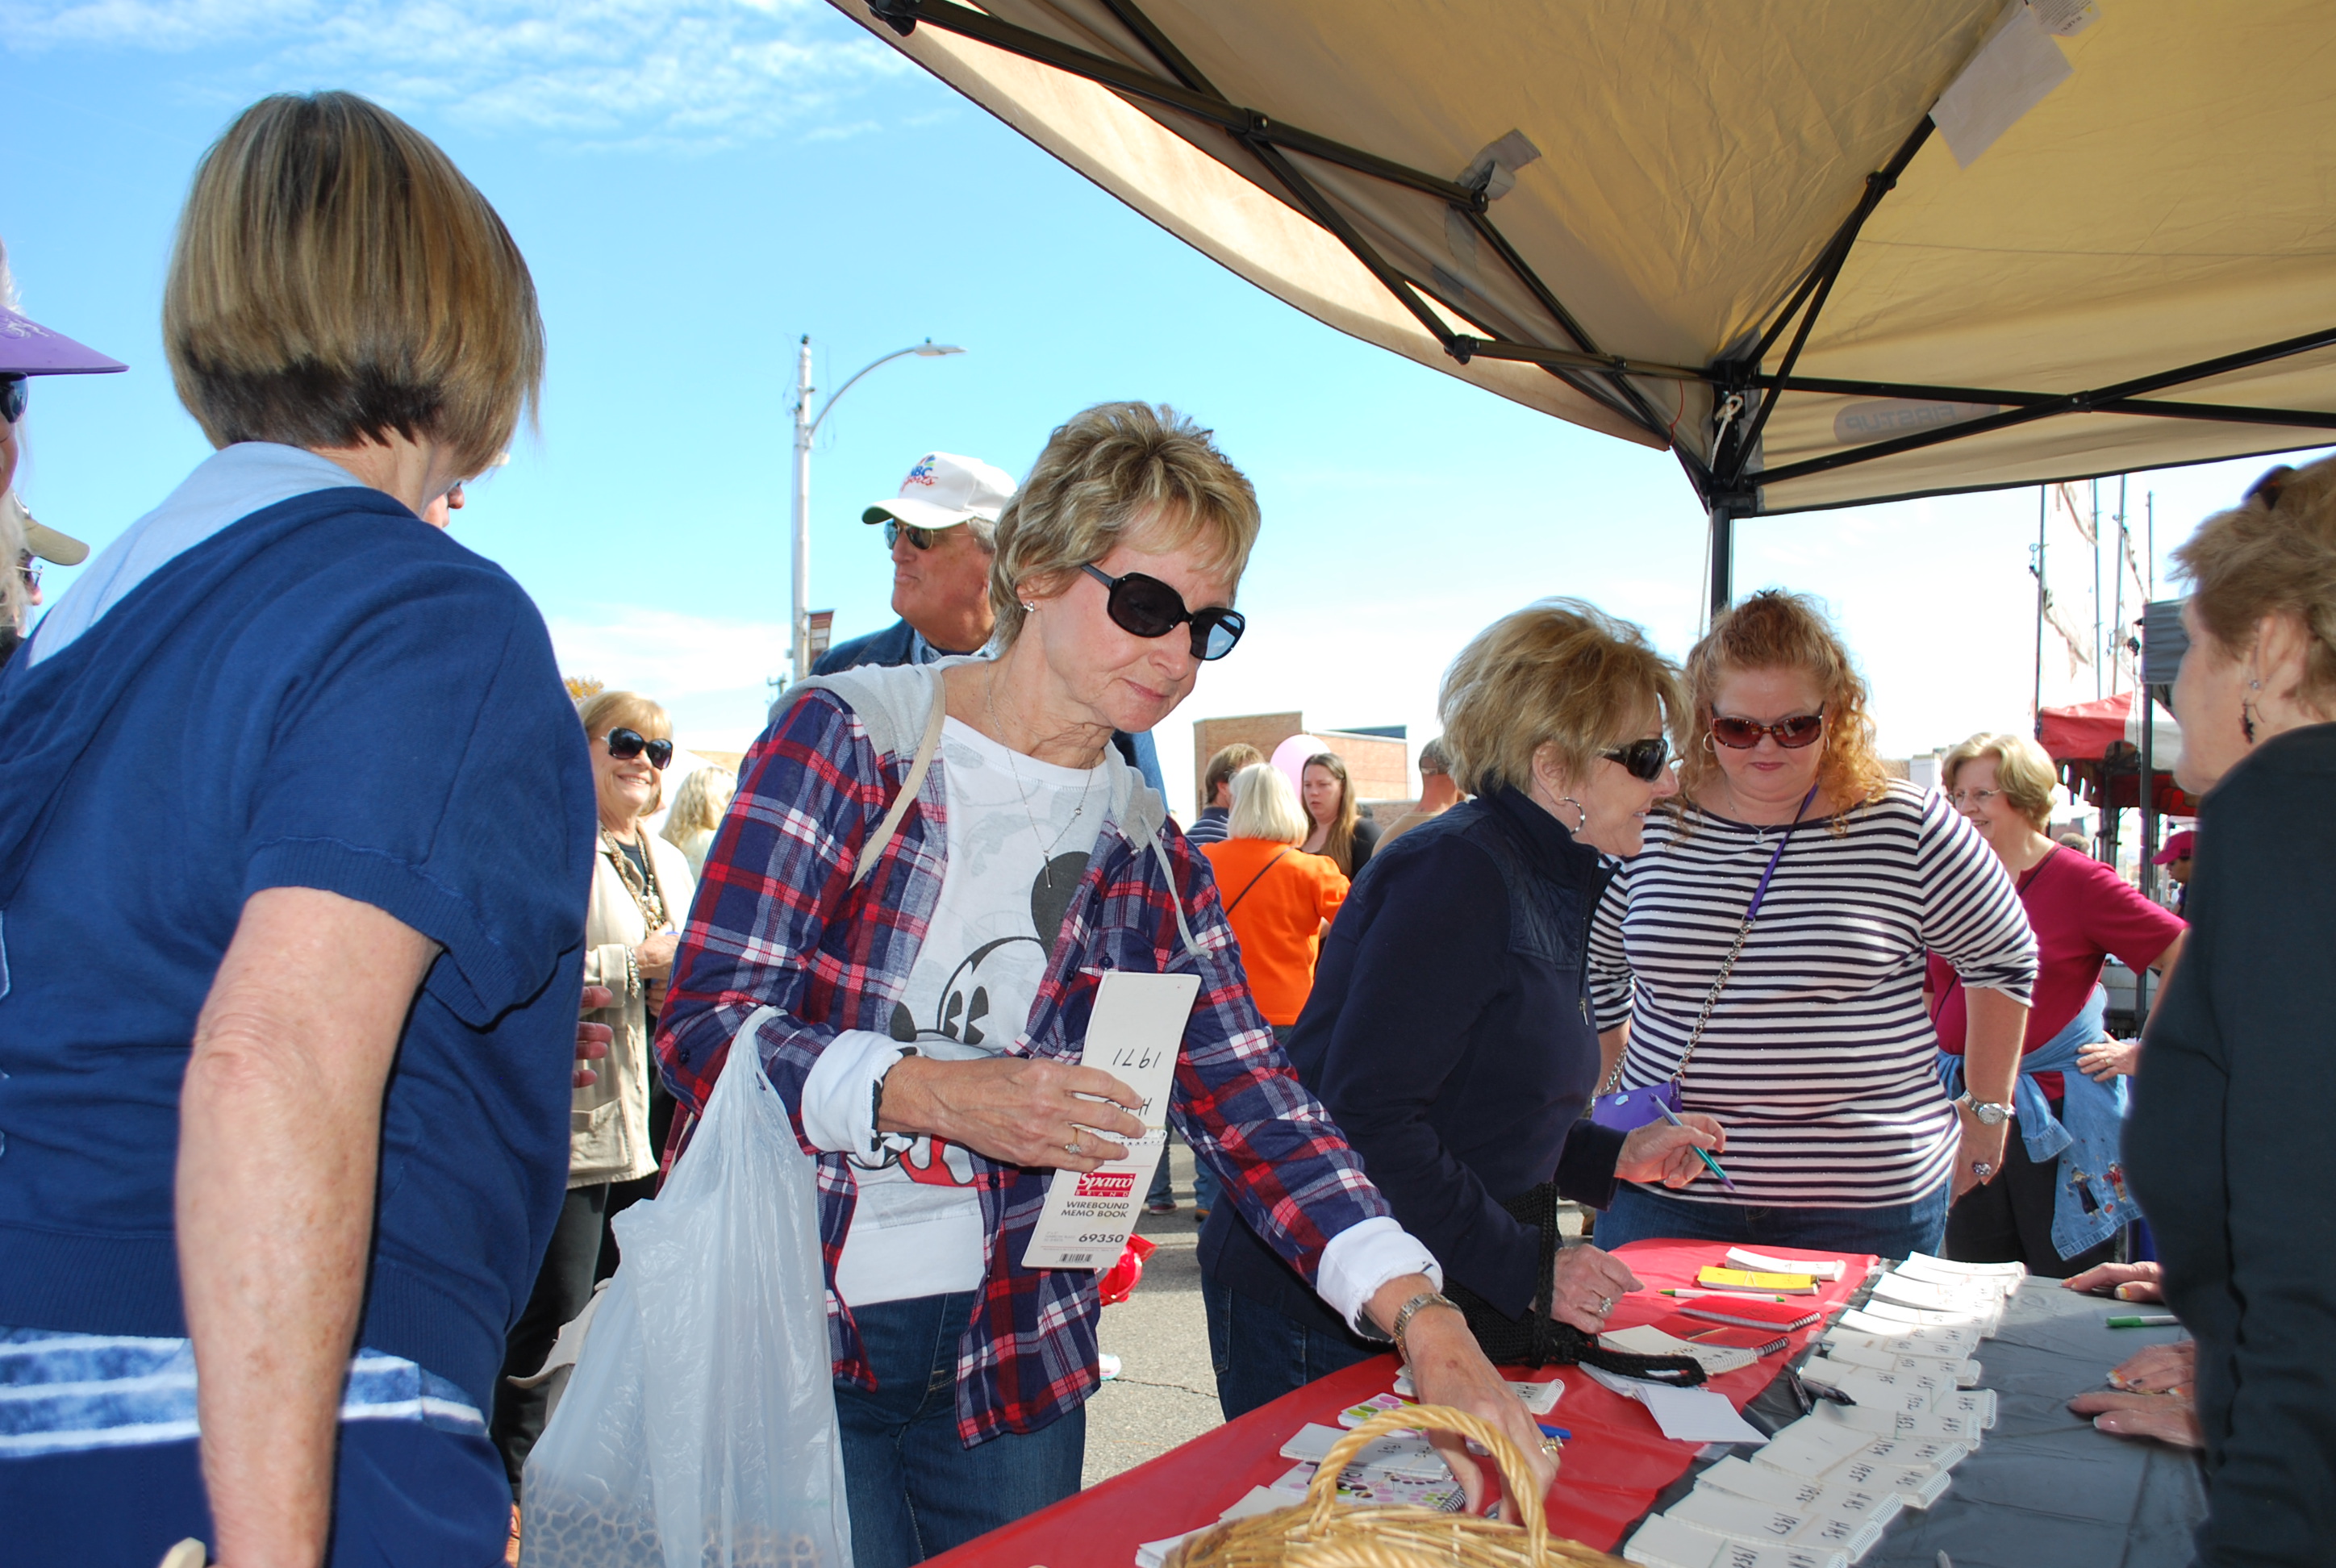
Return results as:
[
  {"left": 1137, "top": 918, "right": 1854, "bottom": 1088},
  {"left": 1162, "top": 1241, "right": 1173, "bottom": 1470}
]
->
[{"left": 926, "top": 1240, "right": 1873, "bottom": 1566}]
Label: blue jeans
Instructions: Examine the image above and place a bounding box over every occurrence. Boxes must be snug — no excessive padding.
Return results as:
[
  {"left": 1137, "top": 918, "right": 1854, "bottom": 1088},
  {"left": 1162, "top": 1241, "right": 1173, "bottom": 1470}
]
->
[
  {"left": 1594, "top": 1181, "right": 1950, "bottom": 1259},
  {"left": 833, "top": 1292, "right": 1086, "bottom": 1568},
  {"left": 1202, "top": 1278, "right": 1378, "bottom": 1422}
]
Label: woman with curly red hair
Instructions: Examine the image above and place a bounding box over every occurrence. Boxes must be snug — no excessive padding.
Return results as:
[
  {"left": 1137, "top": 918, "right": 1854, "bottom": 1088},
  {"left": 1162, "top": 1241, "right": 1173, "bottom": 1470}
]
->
[{"left": 1588, "top": 590, "right": 2037, "bottom": 1256}]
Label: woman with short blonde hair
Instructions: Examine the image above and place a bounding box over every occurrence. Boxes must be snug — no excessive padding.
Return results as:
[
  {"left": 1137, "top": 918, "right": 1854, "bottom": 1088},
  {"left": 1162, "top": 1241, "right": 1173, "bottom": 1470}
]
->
[
  {"left": 1224, "top": 760, "right": 1309, "bottom": 846},
  {"left": 1938, "top": 732, "right": 2059, "bottom": 832},
  {"left": 0, "top": 92, "right": 589, "bottom": 1566},
  {"left": 1591, "top": 590, "right": 2037, "bottom": 1257},
  {"left": 1206, "top": 598, "right": 1725, "bottom": 1416},
  {"left": 1929, "top": 732, "right": 2184, "bottom": 1277},
  {"left": 661, "top": 765, "right": 736, "bottom": 876},
  {"left": 2121, "top": 456, "right": 2336, "bottom": 1558},
  {"left": 659, "top": 402, "right": 1554, "bottom": 1562},
  {"left": 491, "top": 691, "right": 695, "bottom": 1490}
]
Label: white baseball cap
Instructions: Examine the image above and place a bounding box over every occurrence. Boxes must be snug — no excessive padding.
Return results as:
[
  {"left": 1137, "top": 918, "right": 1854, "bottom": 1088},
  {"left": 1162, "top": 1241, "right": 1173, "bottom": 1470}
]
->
[{"left": 861, "top": 451, "right": 1016, "bottom": 533}]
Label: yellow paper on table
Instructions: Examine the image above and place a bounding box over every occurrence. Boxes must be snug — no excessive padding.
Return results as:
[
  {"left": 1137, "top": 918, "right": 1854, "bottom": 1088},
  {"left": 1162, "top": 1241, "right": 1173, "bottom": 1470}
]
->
[{"left": 1698, "top": 1265, "right": 1821, "bottom": 1295}]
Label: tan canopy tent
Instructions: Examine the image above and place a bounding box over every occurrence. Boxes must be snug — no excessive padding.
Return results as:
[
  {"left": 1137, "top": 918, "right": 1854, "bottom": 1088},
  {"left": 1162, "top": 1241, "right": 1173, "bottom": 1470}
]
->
[{"left": 828, "top": 0, "right": 2336, "bottom": 608}]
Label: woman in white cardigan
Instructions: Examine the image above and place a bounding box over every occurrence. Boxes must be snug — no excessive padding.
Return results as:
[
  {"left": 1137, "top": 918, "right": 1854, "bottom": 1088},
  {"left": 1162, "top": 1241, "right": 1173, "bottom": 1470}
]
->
[{"left": 491, "top": 689, "right": 696, "bottom": 1495}]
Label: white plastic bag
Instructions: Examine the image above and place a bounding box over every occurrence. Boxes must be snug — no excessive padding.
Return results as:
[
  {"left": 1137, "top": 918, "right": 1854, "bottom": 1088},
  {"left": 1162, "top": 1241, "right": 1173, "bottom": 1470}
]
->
[{"left": 523, "top": 1011, "right": 853, "bottom": 1568}]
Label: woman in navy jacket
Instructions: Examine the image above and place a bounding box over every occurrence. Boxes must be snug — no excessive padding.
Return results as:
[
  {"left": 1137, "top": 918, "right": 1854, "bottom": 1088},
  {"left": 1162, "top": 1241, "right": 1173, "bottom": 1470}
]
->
[
  {"left": 1201, "top": 600, "right": 1725, "bottom": 1415},
  {"left": 2123, "top": 457, "right": 2336, "bottom": 1567}
]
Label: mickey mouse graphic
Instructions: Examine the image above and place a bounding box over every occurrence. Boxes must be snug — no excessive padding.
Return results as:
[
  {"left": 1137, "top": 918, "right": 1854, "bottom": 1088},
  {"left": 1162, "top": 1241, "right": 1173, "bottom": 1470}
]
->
[{"left": 881, "top": 851, "right": 1088, "bottom": 1188}]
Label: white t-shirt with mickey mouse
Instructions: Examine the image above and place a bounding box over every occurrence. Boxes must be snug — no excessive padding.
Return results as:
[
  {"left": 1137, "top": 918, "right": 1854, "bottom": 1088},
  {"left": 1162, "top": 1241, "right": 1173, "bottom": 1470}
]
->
[{"left": 825, "top": 719, "right": 1108, "bottom": 1307}]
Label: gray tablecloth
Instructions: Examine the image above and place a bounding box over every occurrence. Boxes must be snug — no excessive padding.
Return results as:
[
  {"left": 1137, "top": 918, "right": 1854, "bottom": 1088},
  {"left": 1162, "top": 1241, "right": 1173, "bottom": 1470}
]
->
[
  {"left": 1654, "top": 1283, "right": 2208, "bottom": 1567},
  {"left": 1859, "top": 1284, "right": 2205, "bottom": 1567}
]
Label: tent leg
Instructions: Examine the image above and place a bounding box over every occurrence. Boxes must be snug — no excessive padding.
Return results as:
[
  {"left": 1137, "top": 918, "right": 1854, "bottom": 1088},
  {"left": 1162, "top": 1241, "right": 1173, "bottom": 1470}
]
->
[{"left": 1708, "top": 501, "right": 1737, "bottom": 619}]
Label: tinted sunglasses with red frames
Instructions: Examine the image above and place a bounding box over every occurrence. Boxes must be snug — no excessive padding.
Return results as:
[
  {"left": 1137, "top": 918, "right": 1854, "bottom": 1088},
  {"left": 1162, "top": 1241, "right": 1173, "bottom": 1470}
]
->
[
  {"left": 1079, "top": 564, "right": 1245, "bottom": 661},
  {"left": 1710, "top": 709, "right": 1825, "bottom": 749},
  {"left": 1602, "top": 737, "right": 1671, "bottom": 782},
  {"left": 605, "top": 728, "right": 674, "bottom": 769}
]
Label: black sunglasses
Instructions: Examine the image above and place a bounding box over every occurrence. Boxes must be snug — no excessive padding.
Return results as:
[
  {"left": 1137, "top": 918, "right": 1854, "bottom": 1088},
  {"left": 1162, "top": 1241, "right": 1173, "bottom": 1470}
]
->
[
  {"left": 1601, "top": 737, "right": 1671, "bottom": 782},
  {"left": 605, "top": 728, "right": 674, "bottom": 769},
  {"left": 883, "top": 519, "right": 941, "bottom": 552},
  {"left": 1, "top": 375, "right": 25, "bottom": 425},
  {"left": 1711, "top": 708, "right": 1825, "bottom": 749},
  {"left": 1079, "top": 564, "right": 1245, "bottom": 661}
]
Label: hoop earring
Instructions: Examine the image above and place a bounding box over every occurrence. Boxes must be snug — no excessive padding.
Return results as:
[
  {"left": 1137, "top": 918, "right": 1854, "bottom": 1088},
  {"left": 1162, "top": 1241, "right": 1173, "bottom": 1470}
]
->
[
  {"left": 1557, "top": 796, "right": 1588, "bottom": 833},
  {"left": 1701, "top": 733, "right": 1717, "bottom": 756}
]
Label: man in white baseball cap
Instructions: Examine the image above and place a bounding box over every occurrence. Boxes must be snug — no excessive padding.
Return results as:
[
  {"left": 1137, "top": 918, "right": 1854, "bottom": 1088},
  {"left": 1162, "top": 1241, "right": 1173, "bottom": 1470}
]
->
[{"left": 815, "top": 450, "right": 1015, "bottom": 673}]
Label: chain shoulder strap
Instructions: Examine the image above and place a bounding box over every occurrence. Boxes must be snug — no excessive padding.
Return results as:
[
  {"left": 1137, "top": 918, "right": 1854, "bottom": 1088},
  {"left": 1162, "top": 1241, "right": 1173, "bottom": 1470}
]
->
[{"left": 1600, "top": 782, "right": 1821, "bottom": 1095}]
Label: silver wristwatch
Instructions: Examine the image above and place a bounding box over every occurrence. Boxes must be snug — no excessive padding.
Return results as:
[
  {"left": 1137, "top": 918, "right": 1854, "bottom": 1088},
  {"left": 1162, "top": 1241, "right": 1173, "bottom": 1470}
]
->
[{"left": 1958, "top": 1093, "right": 2015, "bottom": 1127}]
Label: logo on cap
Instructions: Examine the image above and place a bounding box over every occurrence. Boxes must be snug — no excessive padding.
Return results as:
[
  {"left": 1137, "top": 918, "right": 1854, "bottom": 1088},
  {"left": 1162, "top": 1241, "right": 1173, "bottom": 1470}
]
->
[{"left": 904, "top": 455, "right": 940, "bottom": 488}]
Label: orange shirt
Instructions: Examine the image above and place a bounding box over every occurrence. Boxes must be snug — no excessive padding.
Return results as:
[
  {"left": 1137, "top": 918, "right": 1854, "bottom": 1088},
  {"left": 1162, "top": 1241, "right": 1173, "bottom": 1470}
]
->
[{"left": 1203, "top": 837, "right": 1350, "bottom": 1026}]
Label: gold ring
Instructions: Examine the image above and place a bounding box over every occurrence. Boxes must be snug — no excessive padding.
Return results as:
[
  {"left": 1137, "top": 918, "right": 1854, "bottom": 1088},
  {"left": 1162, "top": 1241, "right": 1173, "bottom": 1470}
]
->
[{"left": 1540, "top": 1437, "right": 1562, "bottom": 1454}]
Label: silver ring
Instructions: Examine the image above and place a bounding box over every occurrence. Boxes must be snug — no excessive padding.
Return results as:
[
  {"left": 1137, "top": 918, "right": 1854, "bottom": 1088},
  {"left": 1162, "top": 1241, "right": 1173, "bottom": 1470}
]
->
[
  {"left": 1972, "top": 1161, "right": 1994, "bottom": 1179},
  {"left": 1594, "top": 1294, "right": 1616, "bottom": 1316}
]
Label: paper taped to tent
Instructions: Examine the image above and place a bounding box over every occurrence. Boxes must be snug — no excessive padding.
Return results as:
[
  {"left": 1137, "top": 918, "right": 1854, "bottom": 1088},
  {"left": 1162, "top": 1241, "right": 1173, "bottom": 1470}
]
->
[{"left": 832, "top": 0, "right": 2336, "bottom": 606}]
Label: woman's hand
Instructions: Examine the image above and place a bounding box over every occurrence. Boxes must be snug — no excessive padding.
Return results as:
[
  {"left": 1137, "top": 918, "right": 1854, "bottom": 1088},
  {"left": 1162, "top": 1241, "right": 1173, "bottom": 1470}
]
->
[
  {"left": 1548, "top": 1243, "right": 1644, "bottom": 1332},
  {"left": 574, "top": 984, "right": 614, "bottom": 1087},
  {"left": 634, "top": 931, "right": 680, "bottom": 982},
  {"left": 1615, "top": 1115, "right": 1725, "bottom": 1189},
  {"left": 2069, "top": 1385, "right": 2202, "bottom": 1449},
  {"left": 2108, "top": 1340, "right": 2195, "bottom": 1395},
  {"left": 2063, "top": 1260, "right": 2165, "bottom": 1303},
  {"left": 878, "top": 1055, "right": 1146, "bottom": 1171},
  {"left": 1368, "top": 1284, "right": 1555, "bottom": 1517},
  {"left": 2077, "top": 1038, "right": 2142, "bottom": 1081},
  {"left": 1950, "top": 1102, "right": 2011, "bottom": 1198}
]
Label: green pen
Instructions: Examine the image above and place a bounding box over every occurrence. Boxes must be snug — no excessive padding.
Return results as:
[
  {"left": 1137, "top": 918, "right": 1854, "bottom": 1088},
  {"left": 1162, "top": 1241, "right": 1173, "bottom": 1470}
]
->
[
  {"left": 2108, "top": 1314, "right": 2180, "bottom": 1328},
  {"left": 1655, "top": 1101, "right": 1738, "bottom": 1191}
]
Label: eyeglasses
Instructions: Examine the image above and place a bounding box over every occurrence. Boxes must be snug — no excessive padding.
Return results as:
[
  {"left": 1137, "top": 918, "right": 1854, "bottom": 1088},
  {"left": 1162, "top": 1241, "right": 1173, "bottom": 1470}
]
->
[
  {"left": 1945, "top": 787, "right": 2004, "bottom": 807},
  {"left": 1, "top": 375, "right": 25, "bottom": 424},
  {"left": 1602, "top": 737, "right": 1671, "bottom": 782},
  {"left": 19, "top": 558, "right": 40, "bottom": 591},
  {"left": 1710, "top": 709, "right": 1825, "bottom": 749},
  {"left": 605, "top": 728, "right": 674, "bottom": 769},
  {"left": 883, "top": 519, "right": 941, "bottom": 552},
  {"left": 1079, "top": 563, "right": 1245, "bottom": 661}
]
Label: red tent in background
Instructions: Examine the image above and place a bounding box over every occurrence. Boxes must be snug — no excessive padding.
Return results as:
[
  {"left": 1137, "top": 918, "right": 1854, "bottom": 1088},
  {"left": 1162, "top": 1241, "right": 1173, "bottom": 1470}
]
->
[{"left": 2037, "top": 691, "right": 2194, "bottom": 816}]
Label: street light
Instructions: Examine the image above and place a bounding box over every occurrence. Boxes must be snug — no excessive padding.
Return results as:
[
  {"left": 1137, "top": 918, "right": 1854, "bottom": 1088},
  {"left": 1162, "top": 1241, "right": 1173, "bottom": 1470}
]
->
[{"left": 790, "top": 336, "right": 966, "bottom": 683}]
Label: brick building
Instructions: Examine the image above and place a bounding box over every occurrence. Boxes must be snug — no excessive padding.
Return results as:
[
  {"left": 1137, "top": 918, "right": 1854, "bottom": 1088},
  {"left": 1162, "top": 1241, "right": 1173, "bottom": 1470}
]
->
[{"left": 1189, "top": 712, "right": 1410, "bottom": 817}]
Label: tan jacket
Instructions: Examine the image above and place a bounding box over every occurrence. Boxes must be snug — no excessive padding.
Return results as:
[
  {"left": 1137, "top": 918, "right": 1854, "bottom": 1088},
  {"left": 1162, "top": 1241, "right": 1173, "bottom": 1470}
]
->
[{"left": 574, "top": 831, "right": 697, "bottom": 1187}]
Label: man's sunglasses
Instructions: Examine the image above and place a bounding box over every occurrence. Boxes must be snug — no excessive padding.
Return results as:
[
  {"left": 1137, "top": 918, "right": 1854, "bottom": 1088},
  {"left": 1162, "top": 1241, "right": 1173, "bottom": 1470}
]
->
[
  {"left": 605, "top": 728, "right": 674, "bottom": 769},
  {"left": 1, "top": 375, "right": 25, "bottom": 425},
  {"left": 1601, "top": 737, "right": 1672, "bottom": 782},
  {"left": 1710, "top": 709, "right": 1825, "bottom": 749},
  {"left": 1080, "top": 564, "right": 1245, "bottom": 661},
  {"left": 883, "top": 519, "right": 941, "bottom": 552}
]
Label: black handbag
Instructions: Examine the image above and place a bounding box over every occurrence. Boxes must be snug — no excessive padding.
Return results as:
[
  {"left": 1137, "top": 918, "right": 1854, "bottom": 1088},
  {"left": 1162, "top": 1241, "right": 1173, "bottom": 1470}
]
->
[{"left": 1441, "top": 1182, "right": 1706, "bottom": 1386}]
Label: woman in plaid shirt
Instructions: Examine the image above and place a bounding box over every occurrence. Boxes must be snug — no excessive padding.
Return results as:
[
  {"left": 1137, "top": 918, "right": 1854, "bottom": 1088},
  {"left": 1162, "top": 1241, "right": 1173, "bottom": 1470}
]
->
[{"left": 657, "top": 403, "right": 1552, "bottom": 1566}]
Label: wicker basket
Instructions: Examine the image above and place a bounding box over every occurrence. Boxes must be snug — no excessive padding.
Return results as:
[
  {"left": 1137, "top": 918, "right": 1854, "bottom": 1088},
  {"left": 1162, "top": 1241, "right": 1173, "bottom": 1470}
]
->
[{"left": 1167, "top": 1405, "right": 1627, "bottom": 1568}]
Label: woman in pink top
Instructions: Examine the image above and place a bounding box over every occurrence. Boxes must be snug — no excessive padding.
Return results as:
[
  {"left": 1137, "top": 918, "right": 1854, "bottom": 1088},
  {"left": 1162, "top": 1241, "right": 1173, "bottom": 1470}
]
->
[{"left": 1929, "top": 732, "right": 2186, "bottom": 1275}]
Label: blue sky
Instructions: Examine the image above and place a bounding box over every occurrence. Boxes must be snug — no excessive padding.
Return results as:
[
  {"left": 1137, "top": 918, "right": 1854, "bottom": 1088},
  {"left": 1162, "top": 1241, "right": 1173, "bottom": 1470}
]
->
[{"left": 6, "top": 0, "right": 2326, "bottom": 810}]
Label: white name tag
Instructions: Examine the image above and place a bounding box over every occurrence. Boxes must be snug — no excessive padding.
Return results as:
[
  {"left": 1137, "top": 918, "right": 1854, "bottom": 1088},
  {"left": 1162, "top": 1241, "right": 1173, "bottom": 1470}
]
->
[{"left": 1020, "top": 971, "right": 1199, "bottom": 1270}]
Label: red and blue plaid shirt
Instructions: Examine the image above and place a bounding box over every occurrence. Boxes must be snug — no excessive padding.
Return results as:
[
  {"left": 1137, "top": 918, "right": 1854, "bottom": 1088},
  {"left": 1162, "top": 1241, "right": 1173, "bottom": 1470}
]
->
[{"left": 655, "top": 686, "right": 1388, "bottom": 1445}]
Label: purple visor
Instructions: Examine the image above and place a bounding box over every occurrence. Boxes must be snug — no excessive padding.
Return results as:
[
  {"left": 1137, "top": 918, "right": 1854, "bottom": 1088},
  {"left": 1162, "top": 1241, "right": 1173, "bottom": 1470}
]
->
[{"left": 0, "top": 305, "right": 127, "bottom": 377}]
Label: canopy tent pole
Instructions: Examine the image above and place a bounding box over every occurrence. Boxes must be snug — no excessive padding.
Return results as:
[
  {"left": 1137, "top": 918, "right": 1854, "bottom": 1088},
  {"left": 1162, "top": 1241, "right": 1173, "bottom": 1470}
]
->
[{"left": 1708, "top": 499, "right": 1737, "bottom": 619}]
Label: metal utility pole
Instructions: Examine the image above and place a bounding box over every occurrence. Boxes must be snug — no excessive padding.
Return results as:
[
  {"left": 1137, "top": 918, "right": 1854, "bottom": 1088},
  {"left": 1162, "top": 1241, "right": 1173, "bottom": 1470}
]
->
[
  {"left": 2090, "top": 478, "right": 2103, "bottom": 700},
  {"left": 2030, "top": 487, "right": 2046, "bottom": 733},
  {"left": 791, "top": 337, "right": 815, "bottom": 688},
  {"left": 786, "top": 336, "right": 966, "bottom": 685}
]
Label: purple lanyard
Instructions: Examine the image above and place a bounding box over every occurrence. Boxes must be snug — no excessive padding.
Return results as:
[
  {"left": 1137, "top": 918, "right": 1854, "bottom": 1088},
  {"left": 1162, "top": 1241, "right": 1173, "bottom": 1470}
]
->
[{"left": 1743, "top": 782, "right": 1822, "bottom": 924}]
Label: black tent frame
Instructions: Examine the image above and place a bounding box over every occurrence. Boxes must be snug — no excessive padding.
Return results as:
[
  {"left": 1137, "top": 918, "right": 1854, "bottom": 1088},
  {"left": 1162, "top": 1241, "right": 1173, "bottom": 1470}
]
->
[{"left": 870, "top": 0, "right": 2336, "bottom": 612}]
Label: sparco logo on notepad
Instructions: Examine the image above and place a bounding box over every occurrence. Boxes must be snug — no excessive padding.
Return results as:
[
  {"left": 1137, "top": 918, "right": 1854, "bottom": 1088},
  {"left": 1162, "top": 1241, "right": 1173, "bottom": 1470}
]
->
[{"left": 1075, "top": 1172, "right": 1136, "bottom": 1199}]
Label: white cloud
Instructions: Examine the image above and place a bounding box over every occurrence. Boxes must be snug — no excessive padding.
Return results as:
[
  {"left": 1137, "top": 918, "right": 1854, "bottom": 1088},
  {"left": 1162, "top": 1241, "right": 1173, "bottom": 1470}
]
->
[{"left": 0, "top": 0, "right": 911, "bottom": 148}]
